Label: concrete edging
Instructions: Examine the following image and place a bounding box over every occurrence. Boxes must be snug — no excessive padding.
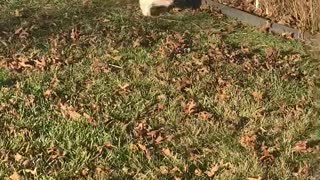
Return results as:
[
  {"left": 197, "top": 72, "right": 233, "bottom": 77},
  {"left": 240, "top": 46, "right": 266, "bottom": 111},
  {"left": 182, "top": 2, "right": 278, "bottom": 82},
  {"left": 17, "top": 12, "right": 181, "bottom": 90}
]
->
[{"left": 201, "top": 0, "right": 315, "bottom": 45}]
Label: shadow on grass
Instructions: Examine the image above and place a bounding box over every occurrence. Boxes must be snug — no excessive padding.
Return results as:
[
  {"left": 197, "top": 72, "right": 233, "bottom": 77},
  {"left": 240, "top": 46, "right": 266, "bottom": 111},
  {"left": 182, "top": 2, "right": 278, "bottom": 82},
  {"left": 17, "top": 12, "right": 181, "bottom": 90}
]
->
[{"left": 0, "top": 0, "right": 202, "bottom": 40}]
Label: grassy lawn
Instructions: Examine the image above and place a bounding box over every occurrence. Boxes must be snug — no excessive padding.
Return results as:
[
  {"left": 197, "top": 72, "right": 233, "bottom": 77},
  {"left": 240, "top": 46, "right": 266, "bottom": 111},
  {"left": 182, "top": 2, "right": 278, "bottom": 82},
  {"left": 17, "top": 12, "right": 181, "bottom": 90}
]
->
[{"left": 0, "top": 0, "right": 319, "bottom": 179}]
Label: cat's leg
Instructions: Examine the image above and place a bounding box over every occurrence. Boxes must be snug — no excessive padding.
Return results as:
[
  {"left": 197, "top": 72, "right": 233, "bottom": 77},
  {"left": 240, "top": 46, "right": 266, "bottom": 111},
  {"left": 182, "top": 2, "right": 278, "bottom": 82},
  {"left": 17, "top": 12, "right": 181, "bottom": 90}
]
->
[{"left": 139, "top": 0, "right": 152, "bottom": 16}]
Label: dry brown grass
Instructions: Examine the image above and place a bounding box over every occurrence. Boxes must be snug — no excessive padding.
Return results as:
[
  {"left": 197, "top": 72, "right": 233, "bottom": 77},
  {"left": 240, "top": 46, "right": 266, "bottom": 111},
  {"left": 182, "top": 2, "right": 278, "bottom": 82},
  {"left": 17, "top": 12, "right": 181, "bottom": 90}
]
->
[{"left": 217, "top": 0, "right": 320, "bottom": 33}]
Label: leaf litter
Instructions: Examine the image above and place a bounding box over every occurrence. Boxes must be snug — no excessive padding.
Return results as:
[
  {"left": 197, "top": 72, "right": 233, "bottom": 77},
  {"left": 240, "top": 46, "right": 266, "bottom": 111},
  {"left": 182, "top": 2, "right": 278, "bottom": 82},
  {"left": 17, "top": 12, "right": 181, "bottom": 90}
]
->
[{"left": 0, "top": 0, "right": 318, "bottom": 179}]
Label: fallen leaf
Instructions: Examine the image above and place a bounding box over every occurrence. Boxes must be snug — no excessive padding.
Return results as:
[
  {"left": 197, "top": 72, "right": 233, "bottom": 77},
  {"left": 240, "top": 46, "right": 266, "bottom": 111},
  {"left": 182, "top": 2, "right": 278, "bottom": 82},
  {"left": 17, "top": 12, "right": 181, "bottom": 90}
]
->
[
  {"left": 293, "top": 163, "right": 310, "bottom": 177},
  {"left": 9, "top": 172, "right": 20, "bottom": 180},
  {"left": 14, "top": 153, "right": 23, "bottom": 162},
  {"left": 251, "top": 91, "right": 263, "bottom": 102},
  {"left": 198, "top": 111, "right": 212, "bottom": 121},
  {"left": 259, "top": 22, "right": 271, "bottom": 32},
  {"left": 183, "top": 99, "right": 197, "bottom": 115},
  {"left": 205, "top": 164, "right": 219, "bottom": 177},
  {"left": 22, "top": 160, "right": 30, "bottom": 166},
  {"left": 138, "top": 144, "right": 151, "bottom": 159},
  {"left": 24, "top": 168, "right": 37, "bottom": 175},
  {"left": 247, "top": 177, "right": 262, "bottom": 180},
  {"left": 195, "top": 168, "right": 202, "bottom": 176},
  {"left": 240, "top": 133, "right": 256, "bottom": 150},
  {"left": 156, "top": 103, "right": 164, "bottom": 112},
  {"left": 104, "top": 142, "right": 115, "bottom": 149},
  {"left": 159, "top": 166, "right": 169, "bottom": 175},
  {"left": 91, "top": 59, "right": 110, "bottom": 74},
  {"left": 155, "top": 135, "right": 164, "bottom": 144},
  {"left": 43, "top": 89, "right": 53, "bottom": 98},
  {"left": 116, "top": 83, "right": 130, "bottom": 95},
  {"left": 129, "top": 143, "right": 138, "bottom": 151},
  {"left": 81, "top": 168, "right": 89, "bottom": 177},
  {"left": 59, "top": 103, "right": 81, "bottom": 120},
  {"left": 293, "top": 141, "right": 309, "bottom": 153},
  {"left": 82, "top": 0, "right": 92, "bottom": 7},
  {"left": 259, "top": 145, "right": 274, "bottom": 163},
  {"left": 47, "top": 146, "right": 65, "bottom": 160},
  {"left": 265, "top": 47, "right": 278, "bottom": 59},
  {"left": 70, "top": 27, "right": 80, "bottom": 43},
  {"left": 198, "top": 67, "right": 209, "bottom": 76},
  {"left": 14, "top": 9, "right": 22, "bottom": 17},
  {"left": 68, "top": 110, "right": 81, "bottom": 120},
  {"left": 83, "top": 113, "right": 97, "bottom": 126},
  {"left": 161, "top": 148, "right": 173, "bottom": 158}
]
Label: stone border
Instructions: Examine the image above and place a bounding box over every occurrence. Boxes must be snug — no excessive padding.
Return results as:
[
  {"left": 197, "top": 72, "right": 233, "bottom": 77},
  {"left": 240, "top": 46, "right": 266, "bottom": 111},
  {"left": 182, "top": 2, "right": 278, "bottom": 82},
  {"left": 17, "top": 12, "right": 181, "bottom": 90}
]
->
[{"left": 201, "top": 0, "right": 315, "bottom": 45}]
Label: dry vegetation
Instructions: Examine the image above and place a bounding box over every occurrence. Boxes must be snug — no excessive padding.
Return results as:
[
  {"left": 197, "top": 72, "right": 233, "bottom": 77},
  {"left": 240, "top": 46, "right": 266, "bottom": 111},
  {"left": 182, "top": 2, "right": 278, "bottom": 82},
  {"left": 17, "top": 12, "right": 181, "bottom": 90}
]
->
[
  {"left": 0, "top": 0, "right": 319, "bottom": 179},
  {"left": 217, "top": 0, "right": 320, "bottom": 33}
]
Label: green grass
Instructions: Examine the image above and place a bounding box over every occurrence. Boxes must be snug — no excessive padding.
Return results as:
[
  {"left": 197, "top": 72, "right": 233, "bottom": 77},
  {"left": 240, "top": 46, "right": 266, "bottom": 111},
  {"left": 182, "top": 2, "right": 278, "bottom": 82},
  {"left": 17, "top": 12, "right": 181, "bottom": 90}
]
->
[{"left": 0, "top": 0, "right": 319, "bottom": 179}]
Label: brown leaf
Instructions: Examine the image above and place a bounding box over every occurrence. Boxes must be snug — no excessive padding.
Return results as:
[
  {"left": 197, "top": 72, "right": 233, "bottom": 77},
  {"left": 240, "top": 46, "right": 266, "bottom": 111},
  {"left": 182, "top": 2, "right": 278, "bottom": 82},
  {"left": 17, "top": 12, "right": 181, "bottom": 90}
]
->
[
  {"left": 259, "top": 145, "right": 274, "bottom": 163},
  {"left": 159, "top": 166, "right": 169, "bottom": 175},
  {"left": 47, "top": 146, "right": 65, "bottom": 160},
  {"left": 9, "top": 172, "right": 20, "bottom": 180},
  {"left": 14, "top": 27, "right": 23, "bottom": 35},
  {"left": 265, "top": 47, "right": 278, "bottom": 59},
  {"left": 83, "top": 113, "right": 97, "bottom": 126},
  {"left": 129, "top": 143, "right": 138, "bottom": 152},
  {"left": 133, "top": 38, "right": 141, "bottom": 48},
  {"left": 14, "top": 153, "right": 23, "bottom": 162},
  {"left": 293, "top": 141, "right": 309, "bottom": 153},
  {"left": 81, "top": 168, "right": 89, "bottom": 177},
  {"left": 155, "top": 135, "right": 164, "bottom": 144},
  {"left": 116, "top": 83, "right": 130, "bottom": 95},
  {"left": 24, "top": 168, "right": 37, "bottom": 175},
  {"left": 247, "top": 177, "right": 262, "bottom": 180},
  {"left": 175, "top": 77, "right": 192, "bottom": 91},
  {"left": 82, "top": 0, "right": 92, "bottom": 8},
  {"left": 138, "top": 144, "right": 151, "bottom": 159},
  {"left": 293, "top": 163, "right": 310, "bottom": 177},
  {"left": 70, "top": 27, "right": 80, "bottom": 43},
  {"left": 156, "top": 103, "right": 164, "bottom": 112},
  {"left": 106, "top": 54, "right": 122, "bottom": 61},
  {"left": 251, "top": 91, "right": 263, "bottom": 102},
  {"left": 183, "top": 99, "right": 197, "bottom": 115},
  {"left": 43, "top": 89, "right": 53, "bottom": 98},
  {"left": 14, "top": 9, "right": 22, "bottom": 17},
  {"left": 104, "top": 142, "right": 115, "bottom": 149},
  {"left": 91, "top": 59, "right": 110, "bottom": 74},
  {"left": 195, "top": 168, "right": 202, "bottom": 176},
  {"left": 68, "top": 110, "right": 81, "bottom": 120},
  {"left": 35, "top": 57, "right": 47, "bottom": 70},
  {"left": 215, "top": 89, "right": 229, "bottom": 103},
  {"left": 59, "top": 103, "right": 81, "bottom": 120},
  {"left": 259, "top": 22, "right": 271, "bottom": 32},
  {"left": 240, "top": 134, "right": 256, "bottom": 150},
  {"left": 198, "top": 111, "right": 212, "bottom": 121},
  {"left": 198, "top": 67, "right": 209, "bottom": 76},
  {"left": 205, "top": 164, "right": 219, "bottom": 177},
  {"left": 161, "top": 148, "right": 173, "bottom": 158}
]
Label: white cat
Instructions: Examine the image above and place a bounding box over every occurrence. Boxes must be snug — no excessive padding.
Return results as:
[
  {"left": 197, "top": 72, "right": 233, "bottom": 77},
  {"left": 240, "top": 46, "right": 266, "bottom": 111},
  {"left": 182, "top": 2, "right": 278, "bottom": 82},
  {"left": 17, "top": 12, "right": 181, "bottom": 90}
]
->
[{"left": 139, "top": 0, "right": 174, "bottom": 16}]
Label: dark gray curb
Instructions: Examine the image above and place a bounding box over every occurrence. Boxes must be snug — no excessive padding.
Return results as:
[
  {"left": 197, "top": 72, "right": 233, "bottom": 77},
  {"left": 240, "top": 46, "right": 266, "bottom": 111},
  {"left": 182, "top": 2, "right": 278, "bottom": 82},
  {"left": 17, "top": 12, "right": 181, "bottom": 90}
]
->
[{"left": 201, "top": 0, "right": 316, "bottom": 45}]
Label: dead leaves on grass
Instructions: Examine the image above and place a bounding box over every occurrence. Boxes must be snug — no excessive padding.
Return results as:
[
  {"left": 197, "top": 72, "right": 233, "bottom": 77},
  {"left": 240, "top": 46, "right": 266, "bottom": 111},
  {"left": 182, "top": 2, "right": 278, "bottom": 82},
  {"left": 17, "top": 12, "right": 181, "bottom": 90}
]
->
[
  {"left": 251, "top": 90, "right": 263, "bottom": 102},
  {"left": 9, "top": 172, "right": 20, "bottom": 180},
  {"left": 293, "top": 141, "right": 311, "bottom": 153},
  {"left": 239, "top": 132, "right": 257, "bottom": 151},
  {"left": 58, "top": 103, "right": 97, "bottom": 125},
  {"left": 205, "top": 164, "right": 220, "bottom": 177},
  {"left": 59, "top": 103, "right": 82, "bottom": 120},
  {"left": 182, "top": 99, "right": 197, "bottom": 116}
]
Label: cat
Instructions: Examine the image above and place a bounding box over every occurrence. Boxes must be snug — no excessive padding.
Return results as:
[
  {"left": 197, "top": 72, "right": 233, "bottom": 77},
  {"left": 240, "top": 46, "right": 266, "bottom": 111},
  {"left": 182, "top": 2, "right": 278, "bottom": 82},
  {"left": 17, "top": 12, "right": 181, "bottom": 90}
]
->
[{"left": 139, "top": 0, "right": 174, "bottom": 16}]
